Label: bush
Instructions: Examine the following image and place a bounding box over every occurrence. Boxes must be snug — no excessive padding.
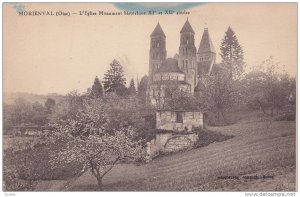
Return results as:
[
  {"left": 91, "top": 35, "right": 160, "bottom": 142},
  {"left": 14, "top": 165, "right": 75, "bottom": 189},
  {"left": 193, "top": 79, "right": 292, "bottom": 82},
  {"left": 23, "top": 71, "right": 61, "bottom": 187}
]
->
[
  {"left": 194, "top": 128, "right": 234, "bottom": 148},
  {"left": 5, "top": 141, "right": 83, "bottom": 181}
]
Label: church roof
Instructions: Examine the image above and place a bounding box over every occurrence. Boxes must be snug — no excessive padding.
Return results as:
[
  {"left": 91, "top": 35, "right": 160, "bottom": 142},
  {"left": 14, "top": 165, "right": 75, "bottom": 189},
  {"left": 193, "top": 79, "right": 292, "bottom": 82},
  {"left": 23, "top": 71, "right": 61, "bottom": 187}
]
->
[
  {"left": 198, "top": 61, "right": 214, "bottom": 75},
  {"left": 151, "top": 22, "right": 166, "bottom": 37},
  {"left": 155, "top": 58, "right": 184, "bottom": 73},
  {"left": 210, "top": 63, "right": 227, "bottom": 75},
  {"left": 198, "top": 62, "right": 227, "bottom": 76},
  {"left": 180, "top": 19, "right": 195, "bottom": 34},
  {"left": 198, "top": 28, "right": 216, "bottom": 54}
]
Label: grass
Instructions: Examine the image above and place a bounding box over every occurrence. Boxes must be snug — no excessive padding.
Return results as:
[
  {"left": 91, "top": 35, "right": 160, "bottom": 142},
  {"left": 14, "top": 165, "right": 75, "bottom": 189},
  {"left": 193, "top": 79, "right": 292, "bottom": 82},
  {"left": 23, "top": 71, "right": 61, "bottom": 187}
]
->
[
  {"left": 7, "top": 110, "right": 296, "bottom": 191},
  {"left": 63, "top": 111, "right": 296, "bottom": 191}
]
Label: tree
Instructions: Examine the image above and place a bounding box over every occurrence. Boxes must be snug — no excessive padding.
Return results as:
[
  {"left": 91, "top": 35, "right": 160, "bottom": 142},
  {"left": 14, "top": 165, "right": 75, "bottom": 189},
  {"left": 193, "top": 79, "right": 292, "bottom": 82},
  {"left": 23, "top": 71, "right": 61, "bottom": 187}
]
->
[
  {"left": 220, "top": 26, "right": 245, "bottom": 79},
  {"left": 128, "top": 78, "right": 136, "bottom": 95},
  {"left": 103, "top": 59, "right": 127, "bottom": 96},
  {"left": 45, "top": 98, "right": 56, "bottom": 113},
  {"left": 243, "top": 57, "right": 294, "bottom": 116},
  {"left": 10, "top": 98, "right": 33, "bottom": 126},
  {"left": 164, "top": 87, "right": 200, "bottom": 111},
  {"left": 50, "top": 90, "right": 84, "bottom": 122},
  {"left": 90, "top": 76, "right": 103, "bottom": 98},
  {"left": 49, "top": 99, "right": 145, "bottom": 191},
  {"left": 137, "top": 75, "right": 149, "bottom": 105},
  {"left": 196, "top": 66, "right": 237, "bottom": 125},
  {"left": 32, "top": 102, "right": 48, "bottom": 125}
]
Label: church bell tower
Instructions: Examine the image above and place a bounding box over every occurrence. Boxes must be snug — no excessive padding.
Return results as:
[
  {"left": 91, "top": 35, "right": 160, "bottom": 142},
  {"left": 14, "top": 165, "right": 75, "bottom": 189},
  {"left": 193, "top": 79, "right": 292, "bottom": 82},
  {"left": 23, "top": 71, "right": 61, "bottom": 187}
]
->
[
  {"left": 178, "top": 19, "right": 197, "bottom": 94},
  {"left": 149, "top": 22, "right": 167, "bottom": 82}
]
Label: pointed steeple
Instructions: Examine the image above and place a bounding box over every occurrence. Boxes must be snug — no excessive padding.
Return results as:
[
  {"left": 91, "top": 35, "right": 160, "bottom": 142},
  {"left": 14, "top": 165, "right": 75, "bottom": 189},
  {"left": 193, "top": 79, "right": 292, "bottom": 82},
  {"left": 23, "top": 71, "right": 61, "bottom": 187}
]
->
[
  {"left": 180, "top": 18, "right": 195, "bottom": 34},
  {"left": 151, "top": 22, "right": 166, "bottom": 37},
  {"left": 198, "top": 28, "right": 216, "bottom": 54}
]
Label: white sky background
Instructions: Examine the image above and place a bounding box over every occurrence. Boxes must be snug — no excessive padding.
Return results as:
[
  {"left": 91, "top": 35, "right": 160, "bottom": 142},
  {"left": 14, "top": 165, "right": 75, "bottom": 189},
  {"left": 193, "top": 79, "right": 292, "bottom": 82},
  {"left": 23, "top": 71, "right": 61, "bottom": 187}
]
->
[{"left": 3, "top": 3, "right": 297, "bottom": 95}]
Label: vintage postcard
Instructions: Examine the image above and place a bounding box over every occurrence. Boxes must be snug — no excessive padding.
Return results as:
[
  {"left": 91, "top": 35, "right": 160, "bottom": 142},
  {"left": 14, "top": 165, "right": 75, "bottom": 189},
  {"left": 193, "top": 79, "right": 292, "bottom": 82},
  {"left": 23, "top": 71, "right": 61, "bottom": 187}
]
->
[{"left": 2, "top": 2, "right": 297, "bottom": 193}]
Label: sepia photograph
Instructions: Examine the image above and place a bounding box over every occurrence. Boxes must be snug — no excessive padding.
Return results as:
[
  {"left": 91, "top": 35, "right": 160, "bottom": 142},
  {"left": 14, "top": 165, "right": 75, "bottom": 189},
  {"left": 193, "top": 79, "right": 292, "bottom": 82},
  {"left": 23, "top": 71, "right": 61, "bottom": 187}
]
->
[{"left": 2, "top": 2, "right": 297, "bottom": 193}]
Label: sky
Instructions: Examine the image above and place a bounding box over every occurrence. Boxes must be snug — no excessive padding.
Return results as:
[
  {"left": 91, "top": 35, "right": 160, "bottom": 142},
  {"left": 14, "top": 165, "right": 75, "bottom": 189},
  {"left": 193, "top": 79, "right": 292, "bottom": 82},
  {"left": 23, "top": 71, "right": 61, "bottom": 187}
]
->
[{"left": 3, "top": 3, "right": 297, "bottom": 95}]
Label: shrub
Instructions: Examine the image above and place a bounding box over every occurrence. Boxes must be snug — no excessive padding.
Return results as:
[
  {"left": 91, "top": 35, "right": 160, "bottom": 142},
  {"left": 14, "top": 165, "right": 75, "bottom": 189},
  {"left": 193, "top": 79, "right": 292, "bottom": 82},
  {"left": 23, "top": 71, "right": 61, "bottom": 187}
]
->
[
  {"left": 194, "top": 128, "right": 234, "bottom": 148},
  {"left": 5, "top": 141, "right": 83, "bottom": 182}
]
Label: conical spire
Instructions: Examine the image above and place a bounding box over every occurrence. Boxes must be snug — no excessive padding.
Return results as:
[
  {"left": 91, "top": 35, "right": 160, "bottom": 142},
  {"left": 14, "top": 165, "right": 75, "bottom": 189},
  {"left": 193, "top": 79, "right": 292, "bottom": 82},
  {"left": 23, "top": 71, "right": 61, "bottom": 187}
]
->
[
  {"left": 198, "top": 28, "right": 216, "bottom": 53},
  {"left": 180, "top": 18, "right": 195, "bottom": 34},
  {"left": 151, "top": 22, "right": 166, "bottom": 37}
]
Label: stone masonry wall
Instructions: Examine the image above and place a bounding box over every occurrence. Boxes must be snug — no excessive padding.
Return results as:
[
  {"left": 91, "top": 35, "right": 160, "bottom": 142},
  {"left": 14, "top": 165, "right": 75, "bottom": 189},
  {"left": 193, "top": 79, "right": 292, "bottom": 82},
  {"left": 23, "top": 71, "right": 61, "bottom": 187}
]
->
[
  {"left": 146, "top": 133, "right": 199, "bottom": 159},
  {"left": 156, "top": 111, "right": 203, "bottom": 132}
]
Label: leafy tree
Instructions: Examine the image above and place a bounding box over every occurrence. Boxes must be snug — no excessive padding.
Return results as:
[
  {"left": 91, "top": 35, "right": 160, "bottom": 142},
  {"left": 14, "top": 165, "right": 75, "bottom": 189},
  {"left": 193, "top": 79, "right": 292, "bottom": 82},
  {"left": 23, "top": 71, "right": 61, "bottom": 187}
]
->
[
  {"left": 243, "top": 57, "right": 295, "bottom": 116},
  {"left": 90, "top": 76, "right": 103, "bottom": 98},
  {"left": 128, "top": 78, "right": 136, "bottom": 95},
  {"left": 137, "top": 75, "right": 149, "bottom": 104},
  {"left": 50, "top": 90, "right": 84, "bottom": 122},
  {"left": 9, "top": 98, "right": 33, "bottom": 126},
  {"left": 220, "top": 26, "right": 245, "bottom": 79},
  {"left": 31, "top": 102, "right": 48, "bottom": 125},
  {"left": 103, "top": 59, "right": 127, "bottom": 96},
  {"left": 45, "top": 98, "right": 56, "bottom": 113},
  {"left": 49, "top": 99, "right": 145, "bottom": 191},
  {"left": 196, "top": 66, "right": 237, "bottom": 124}
]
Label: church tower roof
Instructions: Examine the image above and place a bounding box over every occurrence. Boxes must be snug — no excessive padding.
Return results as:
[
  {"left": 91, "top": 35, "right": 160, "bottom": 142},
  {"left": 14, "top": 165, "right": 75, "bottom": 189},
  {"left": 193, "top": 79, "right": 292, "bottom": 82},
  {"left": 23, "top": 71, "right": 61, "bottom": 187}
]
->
[
  {"left": 198, "top": 28, "right": 216, "bottom": 54},
  {"left": 151, "top": 22, "right": 166, "bottom": 37},
  {"left": 180, "top": 19, "right": 195, "bottom": 34}
]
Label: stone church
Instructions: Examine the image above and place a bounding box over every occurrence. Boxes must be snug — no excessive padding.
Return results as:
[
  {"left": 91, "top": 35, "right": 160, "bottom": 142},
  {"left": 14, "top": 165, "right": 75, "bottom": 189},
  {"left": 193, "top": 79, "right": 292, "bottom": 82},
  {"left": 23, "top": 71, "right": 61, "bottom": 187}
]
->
[
  {"left": 146, "top": 19, "right": 219, "bottom": 158},
  {"left": 147, "top": 19, "right": 217, "bottom": 106}
]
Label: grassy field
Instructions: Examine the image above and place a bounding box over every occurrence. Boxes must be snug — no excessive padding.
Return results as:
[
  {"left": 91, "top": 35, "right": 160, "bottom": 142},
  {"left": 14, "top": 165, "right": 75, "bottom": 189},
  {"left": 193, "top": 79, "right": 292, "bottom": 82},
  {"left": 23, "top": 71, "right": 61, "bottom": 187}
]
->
[{"left": 34, "top": 111, "right": 296, "bottom": 191}]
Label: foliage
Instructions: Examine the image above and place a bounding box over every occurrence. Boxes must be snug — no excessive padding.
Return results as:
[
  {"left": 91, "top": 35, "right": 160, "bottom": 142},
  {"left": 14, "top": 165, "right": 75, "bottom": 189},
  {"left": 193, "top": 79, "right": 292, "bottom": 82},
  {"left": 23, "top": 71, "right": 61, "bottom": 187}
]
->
[
  {"left": 102, "top": 93, "right": 155, "bottom": 141},
  {"left": 50, "top": 90, "right": 85, "bottom": 122},
  {"left": 4, "top": 138, "right": 82, "bottom": 181},
  {"left": 137, "top": 75, "right": 149, "bottom": 104},
  {"left": 128, "top": 78, "right": 136, "bottom": 95},
  {"left": 195, "top": 26, "right": 245, "bottom": 124},
  {"left": 44, "top": 98, "right": 56, "bottom": 113},
  {"left": 3, "top": 151, "right": 35, "bottom": 191},
  {"left": 242, "top": 57, "right": 295, "bottom": 116},
  {"left": 196, "top": 67, "right": 238, "bottom": 124},
  {"left": 3, "top": 98, "right": 48, "bottom": 130},
  {"left": 220, "top": 26, "right": 245, "bottom": 80},
  {"left": 90, "top": 76, "right": 103, "bottom": 98},
  {"left": 49, "top": 98, "right": 146, "bottom": 190},
  {"left": 193, "top": 128, "right": 234, "bottom": 148},
  {"left": 163, "top": 86, "right": 201, "bottom": 111},
  {"left": 103, "top": 59, "right": 127, "bottom": 96}
]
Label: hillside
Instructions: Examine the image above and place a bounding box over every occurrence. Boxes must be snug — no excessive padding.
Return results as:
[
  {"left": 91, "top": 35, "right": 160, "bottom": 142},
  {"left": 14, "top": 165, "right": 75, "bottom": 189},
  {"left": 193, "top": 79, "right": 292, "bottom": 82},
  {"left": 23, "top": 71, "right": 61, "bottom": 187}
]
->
[{"left": 35, "top": 111, "right": 296, "bottom": 191}]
